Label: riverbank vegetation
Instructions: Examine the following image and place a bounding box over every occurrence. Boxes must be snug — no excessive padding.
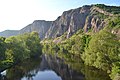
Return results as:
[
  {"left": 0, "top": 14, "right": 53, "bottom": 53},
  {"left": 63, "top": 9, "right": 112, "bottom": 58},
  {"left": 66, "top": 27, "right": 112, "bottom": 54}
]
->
[
  {"left": 0, "top": 32, "right": 42, "bottom": 72},
  {"left": 42, "top": 17, "right": 120, "bottom": 80}
]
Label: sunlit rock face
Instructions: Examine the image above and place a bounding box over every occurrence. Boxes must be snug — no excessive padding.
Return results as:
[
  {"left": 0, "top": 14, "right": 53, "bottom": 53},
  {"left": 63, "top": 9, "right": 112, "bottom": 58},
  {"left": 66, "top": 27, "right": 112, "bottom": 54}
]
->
[
  {"left": 19, "top": 20, "right": 52, "bottom": 39},
  {"left": 45, "top": 5, "right": 110, "bottom": 38},
  {"left": 45, "top": 5, "right": 91, "bottom": 38}
]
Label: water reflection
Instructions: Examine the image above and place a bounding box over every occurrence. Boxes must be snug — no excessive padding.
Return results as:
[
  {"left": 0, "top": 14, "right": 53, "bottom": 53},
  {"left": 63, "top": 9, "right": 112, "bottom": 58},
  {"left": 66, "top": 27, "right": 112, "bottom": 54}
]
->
[
  {"left": 22, "top": 70, "right": 62, "bottom": 80},
  {"left": 40, "top": 54, "right": 85, "bottom": 80},
  {"left": 0, "top": 54, "right": 111, "bottom": 80}
]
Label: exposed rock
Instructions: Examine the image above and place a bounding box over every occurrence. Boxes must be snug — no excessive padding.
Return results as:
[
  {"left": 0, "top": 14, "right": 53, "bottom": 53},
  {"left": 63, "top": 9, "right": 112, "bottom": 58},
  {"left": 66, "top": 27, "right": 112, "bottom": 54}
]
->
[
  {"left": 45, "top": 5, "right": 110, "bottom": 38},
  {"left": 46, "top": 5, "right": 91, "bottom": 38},
  {"left": 112, "top": 29, "right": 120, "bottom": 38},
  {"left": 19, "top": 20, "right": 52, "bottom": 39},
  {"left": 91, "top": 6, "right": 114, "bottom": 16}
]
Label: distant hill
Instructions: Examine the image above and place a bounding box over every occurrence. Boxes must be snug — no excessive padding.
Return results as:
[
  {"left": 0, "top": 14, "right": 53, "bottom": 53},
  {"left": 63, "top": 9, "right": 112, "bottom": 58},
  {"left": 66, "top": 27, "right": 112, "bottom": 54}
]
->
[{"left": 0, "top": 30, "right": 19, "bottom": 37}]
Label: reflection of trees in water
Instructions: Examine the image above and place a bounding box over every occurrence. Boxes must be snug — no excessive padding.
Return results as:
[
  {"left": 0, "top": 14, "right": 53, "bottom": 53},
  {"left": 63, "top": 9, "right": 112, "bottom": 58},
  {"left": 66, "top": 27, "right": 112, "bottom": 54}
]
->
[
  {"left": 0, "top": 54, "right": 111, "bottom": 80},
  {"left": 84, "top": 67, "right": 111, "bottom": 80},
  {"left": 0, "top": 58, "right": 41, "bottom": 80},
  {"left": 0, "top": 75, "right": 6, "bottom": 80},
  {"left": 59, "top": 55, "right": 111, "bottom": 80},
  {"left": 24, "top": 71, "right": 36, "bottom": 80},
  {"left": 42, "top": 54, "right": 85, "bottom": 80}
]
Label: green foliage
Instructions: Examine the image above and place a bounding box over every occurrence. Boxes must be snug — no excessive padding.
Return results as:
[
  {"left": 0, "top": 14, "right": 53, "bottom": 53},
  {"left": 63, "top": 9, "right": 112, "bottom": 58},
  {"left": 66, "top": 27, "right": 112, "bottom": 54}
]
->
[
  {"left": 42, "top": 41, "right": 61, "bottom": 56},
  {"left": 83, "top": 30, "right": 120, "bottom": 71},
  {"left": 5, "top": 58, "right": 41, "bottom": 80},
  {"left": 0, "top": 32, "right": 42, "bottom": 72},
  {"left": 0, "top": 37, "right": 8, "bottom": 71},
  {"left": 108, "top": 16, "right": 120, "bottom": 28},
  {"left": 42, "top": 29, "right": 91, "bottom": 62},
  {"left": 110, "top": 63, "right": 120, "bottom": 79},
  {"left": 5, "top": 32, "right": 41, "bottom": 62},
  {"left": 94, "top": 4, "right": 120, "bottom": 14},
  {"left": 0, "top": 37, "right": 6, "bottom": 61}
]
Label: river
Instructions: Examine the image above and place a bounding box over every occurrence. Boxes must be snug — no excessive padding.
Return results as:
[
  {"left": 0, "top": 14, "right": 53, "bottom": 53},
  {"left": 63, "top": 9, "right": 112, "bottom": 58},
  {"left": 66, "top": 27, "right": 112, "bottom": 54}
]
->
[{"left": 0, "top": 54, "right": 111, "bottom": 80}]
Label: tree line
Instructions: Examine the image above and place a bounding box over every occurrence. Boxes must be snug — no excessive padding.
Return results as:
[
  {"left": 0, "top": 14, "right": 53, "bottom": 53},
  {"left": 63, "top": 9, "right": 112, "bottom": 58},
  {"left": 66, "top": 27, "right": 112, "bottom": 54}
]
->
[{"left": 0, "top": 32, "right": 42, "bottom": 71}]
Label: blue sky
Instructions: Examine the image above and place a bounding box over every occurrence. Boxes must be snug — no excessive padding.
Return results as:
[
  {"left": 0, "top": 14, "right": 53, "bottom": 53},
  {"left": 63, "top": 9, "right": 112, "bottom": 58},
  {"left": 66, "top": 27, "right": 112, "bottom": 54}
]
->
[{"left": 0, "top": 0, "right": 120, "bottom": 32}]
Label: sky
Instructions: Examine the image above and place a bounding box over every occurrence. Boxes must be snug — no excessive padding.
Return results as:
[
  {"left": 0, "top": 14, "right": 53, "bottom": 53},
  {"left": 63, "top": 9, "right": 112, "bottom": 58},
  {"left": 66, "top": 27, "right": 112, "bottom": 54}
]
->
[{"left": 0, "top": 0, "right": 120, "bottom": 32}]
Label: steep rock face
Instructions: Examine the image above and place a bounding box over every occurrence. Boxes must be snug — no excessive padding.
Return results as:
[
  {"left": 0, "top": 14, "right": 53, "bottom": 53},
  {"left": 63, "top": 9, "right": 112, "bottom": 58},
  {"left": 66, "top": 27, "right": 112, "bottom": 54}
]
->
[
  {"left": 45, "top": 5, "right": 91, "bottom": 38},
  {"left": 45, "top": 5, "right": 110, "bottom": 38},
  {"left": 84, "top": 16, "right": 105, "bottom": 32},
  {"left": 19, "top": 20, "right": 52, "bottom": 39}
]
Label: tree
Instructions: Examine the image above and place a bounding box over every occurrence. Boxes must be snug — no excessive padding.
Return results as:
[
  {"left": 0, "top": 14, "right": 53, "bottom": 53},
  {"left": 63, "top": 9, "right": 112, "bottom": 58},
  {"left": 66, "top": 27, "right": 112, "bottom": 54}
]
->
[
  {"left": 0, "top": 37, "right": 6, "bottom": 61},
  {"left": 83, "top": 30, "right": 120, "bottom": 71},
  {"left": 5, "top": 32, "right": 42, "bottom": 63}
]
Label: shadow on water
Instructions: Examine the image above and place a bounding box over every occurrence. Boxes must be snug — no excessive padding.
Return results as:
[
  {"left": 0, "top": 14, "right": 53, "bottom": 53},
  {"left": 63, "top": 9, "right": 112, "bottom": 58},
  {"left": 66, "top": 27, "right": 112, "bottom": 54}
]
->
[{"left": 0, "top": 54, "right": 111, "bottom": 80}]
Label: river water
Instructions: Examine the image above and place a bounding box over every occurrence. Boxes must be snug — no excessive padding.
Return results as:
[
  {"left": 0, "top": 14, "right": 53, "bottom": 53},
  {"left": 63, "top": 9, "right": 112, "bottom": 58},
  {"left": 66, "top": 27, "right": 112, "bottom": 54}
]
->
[{"left": 0, "top": 54, "right": 111, "bottom": 80}]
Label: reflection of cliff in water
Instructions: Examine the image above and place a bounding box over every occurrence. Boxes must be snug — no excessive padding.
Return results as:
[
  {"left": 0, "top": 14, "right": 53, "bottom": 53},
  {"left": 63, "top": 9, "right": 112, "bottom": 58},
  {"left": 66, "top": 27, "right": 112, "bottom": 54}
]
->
[
  {"left": 37, "top": 54, "right": 111, "bottom": 80},
  {"left": 0, "top": 54, "right": 84, "bottom": 80},
  {"left": 0, "top": 54, "right": 111, "bottom": 80},
  {"left": 40, "top": 54, "right": 85, "bottom": 80}
]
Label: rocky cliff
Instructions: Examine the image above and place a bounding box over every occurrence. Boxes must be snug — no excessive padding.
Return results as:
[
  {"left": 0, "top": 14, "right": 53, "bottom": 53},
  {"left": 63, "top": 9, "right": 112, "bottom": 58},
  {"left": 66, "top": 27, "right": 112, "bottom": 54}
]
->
[
  {"left": 46, "top": 5, "right": 91, "bottom": 38},
  {"left": 19, "top": 20, "right": 52, "bottom": 39},
  {"left": 45, "top": 5, "right": 112, "bottom": 38},
  {"left": 0, "top": 4, "right": 119, "bottom": 39}
]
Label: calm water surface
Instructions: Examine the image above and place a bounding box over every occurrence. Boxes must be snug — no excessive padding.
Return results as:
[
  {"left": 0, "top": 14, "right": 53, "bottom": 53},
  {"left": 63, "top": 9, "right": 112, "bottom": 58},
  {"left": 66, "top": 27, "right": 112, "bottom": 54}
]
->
[{"left": 0, "top": 54, "right": 111, "bottom": 80}]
